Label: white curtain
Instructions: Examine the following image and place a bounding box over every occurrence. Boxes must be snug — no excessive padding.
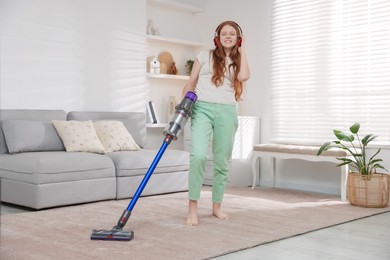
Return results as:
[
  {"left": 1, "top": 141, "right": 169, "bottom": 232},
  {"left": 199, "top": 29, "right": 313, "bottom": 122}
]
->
[{"left": 271, "top": 0, "right": 390, "bottom": 146}]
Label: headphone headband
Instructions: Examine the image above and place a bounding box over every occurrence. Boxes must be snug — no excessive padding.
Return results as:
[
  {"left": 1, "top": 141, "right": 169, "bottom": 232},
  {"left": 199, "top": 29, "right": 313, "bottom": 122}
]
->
[
  {"left": 214, "top": 21, "right": 243, "bottom": 37},
  {"left": 213, "top": 21, "right": 243, "bottom": 47}
]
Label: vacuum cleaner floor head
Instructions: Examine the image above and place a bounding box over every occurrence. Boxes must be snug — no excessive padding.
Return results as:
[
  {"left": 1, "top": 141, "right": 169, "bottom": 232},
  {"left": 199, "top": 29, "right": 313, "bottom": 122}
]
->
[{"left": 90, "top": 229, "right": 134, "bottom": 241}]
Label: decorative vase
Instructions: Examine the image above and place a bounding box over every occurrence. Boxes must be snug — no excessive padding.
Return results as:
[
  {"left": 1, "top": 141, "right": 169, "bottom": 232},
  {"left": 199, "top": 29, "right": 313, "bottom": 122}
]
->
[
  {"left": 167, "top": 96, "right": 176, "bottom": 121},
  {"left": 170, "top": 61, "right": 178, "bottom": 75},
  {"left": 149, "top": 57, "right": 160, "bottom": 74},
  {"left": 348, "top": 173, "right": 390, "bottom": 208},
  {"left": 147, "top": 19, "right": 155, "bottom": 35}
]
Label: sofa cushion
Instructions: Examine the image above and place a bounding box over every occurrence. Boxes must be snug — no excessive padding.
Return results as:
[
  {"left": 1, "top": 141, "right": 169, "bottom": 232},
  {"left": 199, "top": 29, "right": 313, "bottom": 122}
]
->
[
  {"left": 52, "top": 120, "right": 106, "bottom": 154},
  {"left": 0, "top": 151, "right": 115, "bottom": 184},
  {"left": 0, "top": 109, "right": 67, "bottom": 154},
  {"left": 93, "top": 121, "right": 140, "bottom": 152},
  {"left": 2, "top": 120, "right": 65, "bottom": 153},
  {"left": 67, "top": 111, "right": 146, "bottom": 148},
  {"left": 107, "top": 149, "right": 190, "bottom": 177}
]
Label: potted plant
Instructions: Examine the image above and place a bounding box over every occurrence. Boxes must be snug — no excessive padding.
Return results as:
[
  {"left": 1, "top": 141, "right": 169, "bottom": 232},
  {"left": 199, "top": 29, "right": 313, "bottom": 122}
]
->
[
  {"left": 185, "top": 59, "right": 194, "bottom": 76},
  {"left": 317, "top": 123, "right": 389, "bottom": 207}
]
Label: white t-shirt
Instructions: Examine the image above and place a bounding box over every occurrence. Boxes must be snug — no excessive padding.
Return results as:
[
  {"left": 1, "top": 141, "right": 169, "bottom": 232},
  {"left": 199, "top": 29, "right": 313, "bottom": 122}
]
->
[{"left": 195, "top": 50, "right": 237, "bottom": 105}]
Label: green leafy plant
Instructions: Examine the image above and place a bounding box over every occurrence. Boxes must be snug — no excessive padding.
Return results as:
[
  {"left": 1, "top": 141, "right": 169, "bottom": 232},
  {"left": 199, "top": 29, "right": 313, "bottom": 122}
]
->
[
  {"left": 185, "top": 59, "right": 194, "bottom": 75},
  {"left": 317, "top": 123, "right": 388, "bottom": 175}
]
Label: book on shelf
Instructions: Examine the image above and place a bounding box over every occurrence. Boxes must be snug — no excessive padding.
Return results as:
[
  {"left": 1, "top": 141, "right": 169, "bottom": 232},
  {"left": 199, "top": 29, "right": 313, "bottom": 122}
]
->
[{"left": 146, "top": 101, "right": 160, "bottom": 124}]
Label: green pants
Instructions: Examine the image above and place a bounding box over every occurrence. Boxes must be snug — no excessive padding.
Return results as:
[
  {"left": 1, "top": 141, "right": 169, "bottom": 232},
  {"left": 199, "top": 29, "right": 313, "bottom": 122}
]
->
[{"left": 188, "top": 101, "right": 238, "bottom": 203}]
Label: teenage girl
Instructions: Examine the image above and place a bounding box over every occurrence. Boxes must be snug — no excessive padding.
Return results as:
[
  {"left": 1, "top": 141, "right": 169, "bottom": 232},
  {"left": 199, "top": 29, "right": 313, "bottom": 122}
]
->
[{"left": 181, "top": 21, "right": 250, "bottom": 226}]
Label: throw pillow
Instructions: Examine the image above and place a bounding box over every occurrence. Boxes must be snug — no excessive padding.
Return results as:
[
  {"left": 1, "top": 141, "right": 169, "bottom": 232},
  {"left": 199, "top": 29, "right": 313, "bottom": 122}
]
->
[
  {"left": 93, "top": 121, "right": 140, "bottom": 152},
  {"left": 52, "top": 120, "right": 106, "bottom": 153},
  {"left": 2, "top": 120, "right": 65, "bottom": 154}
]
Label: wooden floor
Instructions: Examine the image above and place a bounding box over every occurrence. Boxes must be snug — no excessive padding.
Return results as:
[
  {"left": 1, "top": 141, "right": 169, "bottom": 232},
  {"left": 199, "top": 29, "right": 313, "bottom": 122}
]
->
[{"left": 1, "top": 203, "right": 389, "bottom": 260}]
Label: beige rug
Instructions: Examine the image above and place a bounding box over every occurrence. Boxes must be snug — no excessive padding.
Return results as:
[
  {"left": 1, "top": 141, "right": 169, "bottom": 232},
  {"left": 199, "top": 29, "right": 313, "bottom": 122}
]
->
[{"left": 1, "top": 187, "right": 389, "bottom": 260}]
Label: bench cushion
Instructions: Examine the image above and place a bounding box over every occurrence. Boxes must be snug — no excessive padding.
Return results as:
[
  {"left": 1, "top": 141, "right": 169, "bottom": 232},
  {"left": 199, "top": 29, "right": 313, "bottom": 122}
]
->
[{"left": 253, "top": 144, "right": 348, "bottom": 157}]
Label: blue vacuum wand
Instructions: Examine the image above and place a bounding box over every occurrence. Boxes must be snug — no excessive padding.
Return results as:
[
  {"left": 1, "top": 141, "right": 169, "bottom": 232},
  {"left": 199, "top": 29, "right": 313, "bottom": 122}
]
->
[{"left": 91, "top": 91, "right": 197, "bottom": 241}]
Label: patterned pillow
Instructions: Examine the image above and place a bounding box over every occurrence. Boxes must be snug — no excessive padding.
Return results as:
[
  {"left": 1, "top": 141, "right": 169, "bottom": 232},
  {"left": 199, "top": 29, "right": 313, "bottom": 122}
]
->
[
  {"left": 93, "top": 121, "right": 140, "bottom": 152},
  {"left": 52, "top": 120, "right": 106, "bottom": 154}
]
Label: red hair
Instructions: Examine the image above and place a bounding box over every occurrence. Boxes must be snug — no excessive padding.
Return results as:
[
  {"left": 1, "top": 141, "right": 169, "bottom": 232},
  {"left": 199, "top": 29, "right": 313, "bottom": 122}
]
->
[{"left": 211, "top": 21, "right": 243, "bottom": 101}]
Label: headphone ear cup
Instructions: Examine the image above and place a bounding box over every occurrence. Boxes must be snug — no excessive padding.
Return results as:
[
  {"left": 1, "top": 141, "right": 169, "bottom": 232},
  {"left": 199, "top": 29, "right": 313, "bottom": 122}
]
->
[
  {"left": 237, "top": 37, "right": 242, "bottom": 47},
  {"left": 214, "top": 36, "right": 219, "bottom": 46}
]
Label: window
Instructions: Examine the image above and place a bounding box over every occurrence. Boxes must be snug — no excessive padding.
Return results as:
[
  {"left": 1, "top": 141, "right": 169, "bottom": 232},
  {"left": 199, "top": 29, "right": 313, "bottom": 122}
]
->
[{"left": 271, "top": 0, "right": 390, "bottom": 146}]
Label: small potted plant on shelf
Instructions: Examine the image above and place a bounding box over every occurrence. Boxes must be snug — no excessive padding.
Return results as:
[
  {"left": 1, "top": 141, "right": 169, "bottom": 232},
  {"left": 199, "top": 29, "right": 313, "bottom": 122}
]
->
[
  {"left": 317, "top": 123, "right": 389, "bottom": 207},
  {"left": 185, "top": 59, "right": 194, "bottom": 76}
]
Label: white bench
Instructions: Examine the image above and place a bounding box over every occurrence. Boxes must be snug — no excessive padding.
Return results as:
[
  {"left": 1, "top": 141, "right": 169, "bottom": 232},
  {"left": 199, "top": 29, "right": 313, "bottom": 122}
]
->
[{"left": 251, "top": 144, "right": 351, "bottom": 201}]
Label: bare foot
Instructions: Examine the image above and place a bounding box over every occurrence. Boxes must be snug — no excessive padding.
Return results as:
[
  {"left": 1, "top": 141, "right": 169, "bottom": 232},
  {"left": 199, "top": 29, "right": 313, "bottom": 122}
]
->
[
  {"left": 186, "top": 200, "right": 199, "bottom": 226},
  {"left": 212, "top": 203, "right": 229, "bottom": 220}
]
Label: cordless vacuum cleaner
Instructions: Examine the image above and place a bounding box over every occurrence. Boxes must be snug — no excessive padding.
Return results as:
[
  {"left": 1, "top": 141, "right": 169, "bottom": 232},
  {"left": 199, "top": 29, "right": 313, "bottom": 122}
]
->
[{"left": 90, "top": 91, "right": 197, "bottom": 241}]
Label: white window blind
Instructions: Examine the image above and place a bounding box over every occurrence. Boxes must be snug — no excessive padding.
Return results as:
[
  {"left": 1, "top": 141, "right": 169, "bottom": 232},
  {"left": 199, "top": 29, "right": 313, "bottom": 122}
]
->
[{"left": 271, "top": 0, "right": 390, "bottom": 146}]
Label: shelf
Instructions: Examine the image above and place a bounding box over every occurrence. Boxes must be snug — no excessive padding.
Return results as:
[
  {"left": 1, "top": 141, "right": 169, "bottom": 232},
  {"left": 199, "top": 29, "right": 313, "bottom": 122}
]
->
[
  {"left": 147, "top": 123, "right": 168, "bottom": 128},
  {"left": 147, "top": 0, "right": 204, "bottom": 14},
  {"left": 146, "top": 34, "right": 203, "bottom": 48},
  {"left": 147, "top": 73, "right": 190, "bottom": 81}
]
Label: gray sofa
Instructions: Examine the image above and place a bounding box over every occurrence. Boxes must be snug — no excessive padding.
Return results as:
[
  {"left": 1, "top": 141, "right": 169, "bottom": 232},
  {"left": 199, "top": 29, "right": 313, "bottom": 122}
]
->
[{"left": 0, "top": 109, "right": 189, "bottom": 209}]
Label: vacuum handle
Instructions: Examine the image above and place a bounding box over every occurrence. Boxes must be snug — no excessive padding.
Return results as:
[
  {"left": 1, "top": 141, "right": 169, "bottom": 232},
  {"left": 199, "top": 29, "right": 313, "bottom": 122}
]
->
[{"left": 125, "top": 142, "right": 169, "bottom": 212}]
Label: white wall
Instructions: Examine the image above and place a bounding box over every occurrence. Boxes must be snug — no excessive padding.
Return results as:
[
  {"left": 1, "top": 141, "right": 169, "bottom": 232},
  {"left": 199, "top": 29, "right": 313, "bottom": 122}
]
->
[
  {"left": 194, "top": 0, "right": 270, "bottom": 120},
  {"left": 0, "top": 0, "right": 147, "bottom": 112},
  {"left": 2, "top": 0, "right": 388, "bottom": 195}
]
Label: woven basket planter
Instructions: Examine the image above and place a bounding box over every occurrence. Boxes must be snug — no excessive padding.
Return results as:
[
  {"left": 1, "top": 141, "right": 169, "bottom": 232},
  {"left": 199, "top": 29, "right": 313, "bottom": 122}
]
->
[{"left": 348, "top": 173, "right": 390, "bottom": 208}]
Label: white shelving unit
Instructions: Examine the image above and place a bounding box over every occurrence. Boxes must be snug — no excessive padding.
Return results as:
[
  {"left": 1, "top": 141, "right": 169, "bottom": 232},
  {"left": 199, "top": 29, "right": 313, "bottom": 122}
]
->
[
  {"left": 147, "top": 0, "right": 204, "bottom": 14},
  {"left": 146, "top": 123, "right": 168, "bottom": 128},
  {"left": 146, "top": 0, "right": 203, "bottom": 80},
  {"left": 146, "top": 34, "right": 202, "bottom": 82},
  {"left": 146, "top": 34, "right": 203, "bottom": 48},
  {"left": 146, "top": 0, "right": 203, "bottom": 150},
  {"left": 147, "top": 73, "right": 189, "bottom": 81}
]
